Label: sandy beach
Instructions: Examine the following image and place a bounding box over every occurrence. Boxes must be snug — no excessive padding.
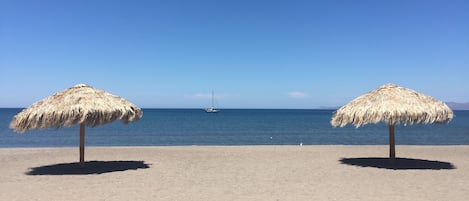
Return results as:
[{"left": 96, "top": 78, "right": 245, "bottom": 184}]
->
[{"left": 0, "top": 145, "right": 468, "bottom": 201}]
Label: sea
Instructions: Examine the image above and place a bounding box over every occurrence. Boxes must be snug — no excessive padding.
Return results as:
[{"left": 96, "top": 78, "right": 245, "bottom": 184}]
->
[{"left": 1, "top": 108, "right": 468, "bottom": 148}]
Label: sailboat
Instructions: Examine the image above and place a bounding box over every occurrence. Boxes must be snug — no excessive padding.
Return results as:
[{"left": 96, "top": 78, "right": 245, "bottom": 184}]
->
[{"left": 205, "top": 91, "right": 219, "bottom": 113}]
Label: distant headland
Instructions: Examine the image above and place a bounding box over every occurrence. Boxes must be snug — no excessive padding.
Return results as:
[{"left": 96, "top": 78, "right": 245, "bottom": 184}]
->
[
  {"left": 446, "top": 102, "right": 469, "bottom": 110},
  {"left": 319, "top": 102, "right": 469, "bottom": 111}
]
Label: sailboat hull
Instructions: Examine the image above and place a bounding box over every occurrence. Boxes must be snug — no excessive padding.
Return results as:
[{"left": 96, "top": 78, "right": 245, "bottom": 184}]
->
[{"left": 205, "top": 107, "right": 219, "bottom": 113}]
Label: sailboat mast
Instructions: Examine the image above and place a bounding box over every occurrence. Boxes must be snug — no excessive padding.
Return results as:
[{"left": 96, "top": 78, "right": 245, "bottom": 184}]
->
[{"left": 211, "top": 90, "right": 215, "bottom": 108}]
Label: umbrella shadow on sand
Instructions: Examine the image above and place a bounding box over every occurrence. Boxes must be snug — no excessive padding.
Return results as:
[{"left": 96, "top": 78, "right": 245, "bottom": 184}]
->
[
  {"left": 26, "top": 161, "right": 151, "bottom": 175},
  {"left": 339, "top": 157, "right": 455, "bottom": 170}
]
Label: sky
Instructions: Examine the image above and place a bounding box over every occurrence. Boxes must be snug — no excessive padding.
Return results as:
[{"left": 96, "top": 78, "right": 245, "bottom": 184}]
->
[{"left": 1, "top": 0, "right": 468, "bottom": 109}]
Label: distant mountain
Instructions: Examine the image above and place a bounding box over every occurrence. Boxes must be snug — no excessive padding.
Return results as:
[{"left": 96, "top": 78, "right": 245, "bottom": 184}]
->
[
  {"left": 318, "top": 102, "right": 469, "bottom": 111},
  {"left": 318, "top": 106, "right": 340, "bottom": 110},
  {"left": 446, "top": 102, "right": 469, "bottom": 110}
]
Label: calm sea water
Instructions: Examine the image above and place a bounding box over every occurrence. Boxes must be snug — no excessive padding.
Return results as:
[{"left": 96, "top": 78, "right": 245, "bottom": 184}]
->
[{"left": 0, "top": 108, "right": 468, "bottom": 148}]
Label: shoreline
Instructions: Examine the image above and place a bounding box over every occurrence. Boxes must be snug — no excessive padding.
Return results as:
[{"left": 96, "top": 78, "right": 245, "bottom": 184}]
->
[
  {"left": 2, "top": 143, "right": 469, "bottom": 149},
  {"left": 1, "top": 145, "right": 468, "bottom": 200}
]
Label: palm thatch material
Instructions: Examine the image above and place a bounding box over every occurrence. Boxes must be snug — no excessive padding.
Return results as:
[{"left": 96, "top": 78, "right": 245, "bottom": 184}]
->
[
  {"left": 331, "top": 83, "right": 453, "bottom": 159},
  {"left": 10, "top": 84, "right": 143, "bottom": 166}
]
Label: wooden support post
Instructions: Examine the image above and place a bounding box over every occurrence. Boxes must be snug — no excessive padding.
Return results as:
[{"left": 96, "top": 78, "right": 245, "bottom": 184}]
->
[
  {"left": 388, "top": 124, "right": 396, "bottom": 160},
  {"left": 80, "top": 123, "right": 85, "bottom": 167}
]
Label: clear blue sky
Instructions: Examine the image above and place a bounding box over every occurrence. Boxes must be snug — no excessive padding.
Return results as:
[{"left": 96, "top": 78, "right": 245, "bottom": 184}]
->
[{"left": 1, "top": 0, "right": 468, "bottom": 109}]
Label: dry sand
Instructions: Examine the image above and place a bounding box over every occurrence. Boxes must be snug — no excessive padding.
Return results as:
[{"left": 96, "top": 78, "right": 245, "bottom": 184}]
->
[{"left": 0, "top": 145, "right": 468, "bottom": 201}]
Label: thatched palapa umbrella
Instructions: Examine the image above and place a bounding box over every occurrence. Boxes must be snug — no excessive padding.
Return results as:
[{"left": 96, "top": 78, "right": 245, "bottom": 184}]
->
[
  {"left": 10, "top": 84, "right": 143, "bottom": 166},
  {"left": 331, "top": 83, "right": 453, "bottom": 159}
]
